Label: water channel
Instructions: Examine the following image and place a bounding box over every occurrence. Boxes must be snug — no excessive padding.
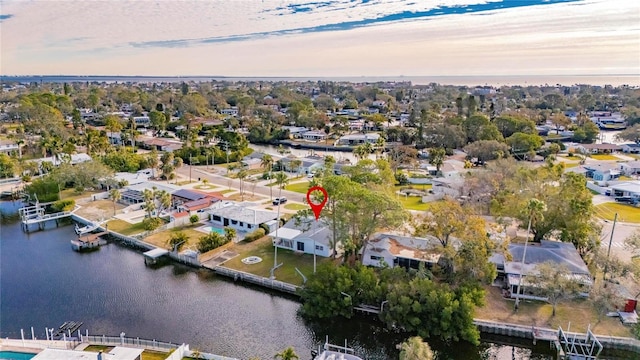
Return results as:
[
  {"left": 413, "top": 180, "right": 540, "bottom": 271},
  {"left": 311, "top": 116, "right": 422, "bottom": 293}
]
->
[{"left": 0, "top": 200, "right": 567, "bottom": 359}]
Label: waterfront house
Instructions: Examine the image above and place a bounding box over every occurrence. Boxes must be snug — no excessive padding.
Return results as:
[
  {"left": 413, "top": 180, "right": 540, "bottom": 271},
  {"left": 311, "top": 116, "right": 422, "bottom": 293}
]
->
[
  {"left": 620, "top": 143, "right": 640, "bottom": 154},
  {"left": 620, "top": 161, "right": 640, "bottom": 175},
  {"left": 120, "top": 181, "right": 181, "bottom": 205},
  {"left": 336, "top": 133, "right": 380, "bottom": 146},
  {"left": 269, "top": 217, "right": 334, "bottom": 257},
  {"left": 282, "top": 126, "right": 309, "bottom": 138},
  {"left": 240, "top": 157, "right": 262, "bottom": 170},
  {"left": 361, "top": 233, "right": 444, "bottom": 269},
  {"left": 208, "top": 203, "right": 278, "bottom": 232},
  {"left": 575, "top": 143, "right": 621, "bottom": 154},
  {"left": 172, "top": 189, "right": 222, "bottom": 208},
  {"left": 492, "top": 240, "right": 592, "bottom": 301},
  {"left": 279, "top": 155, "right": 324, "bottom": 174},
  {"left": 32, "top": 346, "right": 143, "bottom": 360},
  {"left": 301, "top": 130, "right": 328, "bottom": 141}
]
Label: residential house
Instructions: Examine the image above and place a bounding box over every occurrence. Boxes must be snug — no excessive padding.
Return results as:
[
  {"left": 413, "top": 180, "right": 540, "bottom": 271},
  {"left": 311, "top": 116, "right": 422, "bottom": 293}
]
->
[
  {"left": 492, "top": 240, "right": 593, "bottom": 300},
  {"left": 336, "top": 133, "right": 380, "bottom": 146},
  {"left": 620, "top": 143, "right": 640, "bottom": 154},
  {"left": 32, "top": 153, "right": 92, "bottom": 168},
  {"left": 208, "top": 203, "right": 278, "bottom": 232},
  {"left": 361, "top": 233, "right": 445, "bottom": 269},
  {"left": 100, "top": 169, "right": 152, "bottom": 190},
  {"left": 132, "top": 115, "right": 150, "bottom": 127},
  {"left": 620, "top": 161, "right": 640, "bottom": 176},
  {"left": 172, "top": 189, "right": 220, "bottom": 208},
  {"left": 575, "top": 143, "right": 621, "bottom": 154},
  {"left": 170, "top": 211, "right": 191, "bottom": 227},
  {"left": 279, "top": 155, "right": 324, "bottom": 174},
  {"left": 583, "top": 163, "right": 621, "bottom": 182},
  {"left": 282, "top": 126, "right": 309, "bottom": 138},
  {"left": 120, "top": 181, "right": 181, "bottom": 205},
  {"left": 140, "top": 137, "right": 183, "bottom": 152},
  {"left": 301, "top": 130, "right": 328, "bottom": 142},
  {"left": 269, "top": 217, "right": 335, "bottom": 257},
  {"left": 220, "top": 107, "right": 239, "bottom": 117},
  {"left": 609, "top": 181, "right": 640, "bottom": 199},
  {"left": 0, "top": 140, "right": 19, "bottom": 155},
  {"left": 429, "top": 177, "right": 464, "bottom": 198},
  {"left": 33, "top": 347, "right": 143, "bottom": 360}
]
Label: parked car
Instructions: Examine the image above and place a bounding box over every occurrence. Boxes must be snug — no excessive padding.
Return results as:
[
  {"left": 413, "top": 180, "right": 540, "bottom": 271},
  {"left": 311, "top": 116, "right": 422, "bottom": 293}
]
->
[
  {"left": 614, "top": 196, "right": 637, "bottom": 204},
  {"left": 273, "top": 197, "right": 288, "bottom": 205}
]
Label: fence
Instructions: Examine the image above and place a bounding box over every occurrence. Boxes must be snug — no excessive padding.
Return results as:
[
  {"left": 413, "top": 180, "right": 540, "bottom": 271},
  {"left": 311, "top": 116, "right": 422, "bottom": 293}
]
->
[
  {"left": 84, "top": 335, "right": 180, "bottom": 352},
  {"left": 212, "top": 266, "right": 300, "bottom": 295}
]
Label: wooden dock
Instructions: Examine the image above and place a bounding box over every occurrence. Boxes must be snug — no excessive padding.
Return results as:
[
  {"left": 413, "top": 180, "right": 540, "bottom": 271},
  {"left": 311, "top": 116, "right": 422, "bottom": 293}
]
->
[
  {"left": 71, "top": 232, "right": 108, "bottom": 251},
  {"left": 51, "top": 321, "right": 83, "bottom": 340}
]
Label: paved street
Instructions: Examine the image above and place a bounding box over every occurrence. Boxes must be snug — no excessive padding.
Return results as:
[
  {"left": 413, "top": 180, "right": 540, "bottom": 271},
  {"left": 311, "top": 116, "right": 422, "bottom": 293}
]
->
[{"left": 599, "top": 219, "right": 639, "bottom": 261}]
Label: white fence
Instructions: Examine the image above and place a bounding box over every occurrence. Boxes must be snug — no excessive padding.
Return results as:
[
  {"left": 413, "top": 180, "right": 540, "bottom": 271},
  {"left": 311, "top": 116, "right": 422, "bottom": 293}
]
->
[
  {"left": 213, "top": 266, "right": 300, "bottom": 295},
  {"left": 84, "top": 335, "right": 180, "bottom": 352}
]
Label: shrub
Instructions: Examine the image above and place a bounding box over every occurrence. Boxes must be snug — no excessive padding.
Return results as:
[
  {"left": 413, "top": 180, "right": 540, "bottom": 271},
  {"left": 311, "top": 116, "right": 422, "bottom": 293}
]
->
[
  {"left": 189, "top": 215, "right": 199, "bottom": 224},
  {"left": 169, "top": 232, "right": 188, "bottom": 251},
  {"left": 51, "top": 199, "right": 75, "bottom": 212},
  {"left": 142, "top": 217, "right": 163, "bottom": 231},
  {"left": 243, "top": 228, "right": 266, "bottom": 242},
  {"left": 197, "top": 232, "right": 230, "bottom": 253}
]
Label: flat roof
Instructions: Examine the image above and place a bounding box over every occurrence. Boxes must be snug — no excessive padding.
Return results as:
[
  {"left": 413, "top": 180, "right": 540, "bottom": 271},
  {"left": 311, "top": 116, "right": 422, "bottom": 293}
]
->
[{"left": 143, "top": 248, "right": 169, "bottom": 259}]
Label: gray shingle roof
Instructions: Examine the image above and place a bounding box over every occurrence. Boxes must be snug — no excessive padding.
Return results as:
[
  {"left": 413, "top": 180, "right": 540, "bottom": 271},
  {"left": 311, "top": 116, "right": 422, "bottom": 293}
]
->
[{"left": 507, "top": 240, "right": 589, "bottom": 275}]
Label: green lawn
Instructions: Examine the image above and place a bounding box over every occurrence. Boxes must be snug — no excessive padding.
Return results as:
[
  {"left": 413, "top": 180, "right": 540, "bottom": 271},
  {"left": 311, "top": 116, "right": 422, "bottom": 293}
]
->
[
  {"left": 107, "top": 219, "right": 148, "bottom": 235},
  {"left": 284, "top": 181, "right": 310, "bottom": 194},
  {"left": 193, "top": 184, "right": 218, "bottom": 190},
  {"left": 398, "top": 195, "right": 434, "bottom": 211},
  {"left": 223, "top": 238, "right": 333, "bottom": 286},
  {"left": 593, "top": 202, "right": 640, "bottom": 223},
  {"left": 84, "top": 345, "right": 168, "bottom": 360},
  {"left": 562, "top": 162, "right": 580, "bottom": 169},
  {"left": 60, "top": 188, "right": 101, "bottom": 201},
  {"left": 284, "top": 203, "right": 308, "bottom": 211},
  {"left": 395, "top": 184, "right": 432, "bottom": 192},
  {"left": 591, "top": 154, "right": 620, "bottom": 161},
  {"left": 145, "top": 225, "right": 205, "bottom": 250},
  {"left": 218, "top": 189, "right": 236, "bottom": 194}
]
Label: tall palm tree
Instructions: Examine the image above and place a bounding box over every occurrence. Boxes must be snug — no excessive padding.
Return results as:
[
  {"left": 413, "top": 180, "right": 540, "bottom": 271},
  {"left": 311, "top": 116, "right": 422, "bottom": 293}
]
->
[
  {"left": 261, "top": 153, "right": 275, "bottom": 199},
  {"left": 274, "top": 347, "right": 298, "bottom": 360},
  {"left": 274, "top": 171, "right": 289, "bottom": 191},
  {"left": 514, "top": 198, "right": 547, "bottom": 310},
  {"left": 109, "top": 189, "right": 121, "bottom": 216},
  {"left": 237, "top": 169, "right": 248, "bottom": 201},
  {"left": 399, "top": 336, "right": 433, "bottom": 360}
]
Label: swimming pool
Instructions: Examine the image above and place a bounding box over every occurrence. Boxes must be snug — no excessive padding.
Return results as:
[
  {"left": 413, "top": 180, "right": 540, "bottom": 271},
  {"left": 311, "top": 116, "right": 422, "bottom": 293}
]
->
[
  {"left": 201, "top": 226, "right": 225, "bottom": 235},
  {"left": 0, "top": 351, "right": 35, "bottom": 360}
]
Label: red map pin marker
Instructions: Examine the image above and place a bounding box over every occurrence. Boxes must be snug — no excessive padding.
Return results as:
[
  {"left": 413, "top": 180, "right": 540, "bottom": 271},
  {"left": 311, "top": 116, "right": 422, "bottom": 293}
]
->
[{"left": 306, "top": 186, "right": 328, "bottom": 221}]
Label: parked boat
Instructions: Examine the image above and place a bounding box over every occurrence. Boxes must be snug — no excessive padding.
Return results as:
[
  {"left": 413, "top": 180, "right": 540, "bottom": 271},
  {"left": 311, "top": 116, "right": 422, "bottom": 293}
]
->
[
  {"left": 312, "top": 337, "right": 363, "bottom": 360},
  {"left": 74, "top": 222, "right": 100, "bottom": 235}
]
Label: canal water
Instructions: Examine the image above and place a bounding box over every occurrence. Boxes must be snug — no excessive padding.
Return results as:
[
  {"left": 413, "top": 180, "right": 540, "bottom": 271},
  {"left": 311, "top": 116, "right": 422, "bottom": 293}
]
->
[{"left": 1, "top": 200, "right": 557, "bottom": 359}]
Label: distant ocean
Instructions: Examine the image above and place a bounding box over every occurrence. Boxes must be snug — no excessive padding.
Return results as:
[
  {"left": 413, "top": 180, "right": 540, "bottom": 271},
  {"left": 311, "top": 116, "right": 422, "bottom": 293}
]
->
[{"left": 1, "top": 75, "right": 638, "bottom": 87}]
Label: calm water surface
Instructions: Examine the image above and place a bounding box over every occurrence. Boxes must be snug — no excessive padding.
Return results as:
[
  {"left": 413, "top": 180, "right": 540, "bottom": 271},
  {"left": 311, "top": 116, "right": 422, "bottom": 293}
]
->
[{"left": 1, "top": 200, "right": 555, "bottom": 359}]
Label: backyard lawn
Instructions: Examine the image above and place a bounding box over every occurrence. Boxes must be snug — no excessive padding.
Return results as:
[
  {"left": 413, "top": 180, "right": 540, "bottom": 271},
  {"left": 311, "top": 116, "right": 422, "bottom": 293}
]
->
[
  {"left": 284, "top": 203, "right": 307, "bottom": 211},
  {"left": 84, "top": 346, "right": 168, "bottom": 360},
  {"left": 475, "top": 285, "right": 631, "bottom": 337},
  {"left": 591, "top": 154, "right": 621, "bottom": 161},
  {"left": 284, "top": 181, "right": 310, "bottom": 194},
  {"left": 397, "top": 195, "right": 434, "bottom": 211},
  {"left": 593, "top": 202, "right": 640, "bottom": 223},
  {"left": 222, "top": 237, "right": 335, "bottom": 286},
  {"left": 107, "top": 219, "right": 148, "bottom": 236},
  {"left": 144, "top": 224, "right": 205, "bottom": 250}
]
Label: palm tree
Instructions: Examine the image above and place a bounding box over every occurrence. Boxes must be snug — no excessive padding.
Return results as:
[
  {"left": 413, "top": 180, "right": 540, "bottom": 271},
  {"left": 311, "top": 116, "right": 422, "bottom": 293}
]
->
[
  {"left": 147, "top": 150, "right": 159, "bottom": 179},
  {"left": 261, "top": 153, "right": 275, "bottom": 197},
  {"left": 274, "top": 171, "right": 289, "bottom": 191},
  {"left": 514, "top": 198, "right": 547, "bottom": 310},
  {"left": 274, "top": 347, "right": 298, "bottom": 360},
  {"left": 223, "top": 227, "right": 236, "bottom": 243},
  {"left": 109, "top": 189, "right": 121, "bottom": 216},
  {"left": 399, "top": 336, "right": 433, "bottom": 360},
  {"left": 156, "top": 190, "right": 172, "bottom": 218},
  {"left": 237, "top": 169, "right": 248, "bottom": 201}
]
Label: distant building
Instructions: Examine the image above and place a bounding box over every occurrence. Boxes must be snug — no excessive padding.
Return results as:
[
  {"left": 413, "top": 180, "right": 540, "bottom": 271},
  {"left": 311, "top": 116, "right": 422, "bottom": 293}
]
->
[
  {"left": 361, "top": 233, "right": 446, "bottom": 269},
  {"left": 336, "top": 133, "right": 380, "bottom": 146}
]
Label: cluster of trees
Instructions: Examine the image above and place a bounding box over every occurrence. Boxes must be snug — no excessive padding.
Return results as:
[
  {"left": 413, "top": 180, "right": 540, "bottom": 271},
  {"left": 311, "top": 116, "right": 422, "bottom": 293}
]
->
[
  {"left": 197, "top": 230, "right": 232, "bottom": 253},
  {"left": 299, "top": 264, "right": 484, "bottom": 345}
]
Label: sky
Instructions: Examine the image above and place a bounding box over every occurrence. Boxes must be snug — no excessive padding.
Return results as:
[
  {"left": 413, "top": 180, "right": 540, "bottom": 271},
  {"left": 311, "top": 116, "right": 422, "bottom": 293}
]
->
[{"left": 1, "top": 0, "right": 639, "bottom": 77}]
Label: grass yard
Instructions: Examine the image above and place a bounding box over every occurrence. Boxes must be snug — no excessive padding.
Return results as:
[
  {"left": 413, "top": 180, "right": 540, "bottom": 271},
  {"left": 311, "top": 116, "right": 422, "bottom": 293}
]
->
[
  {"left": 562, "top": 162, "right": 580, "bottom": 169},
  {"left": 60, "top": 188, "right": 102, "bottom": 201},
  {"left": 142, "top": 351, "right": 171, "bottom": 360},
  {"left": 475, "top": 286, "right": 631, "bottom": 337},
  {"left": 284, "top": 181, "right": 310, "bottom": 194},
  {"left": 591, "top": 154, "right": 621, "bottom": 161},
  {"left": 84, "top": 345, "right": 114, "bottom": 352},
  {"left": 218, "top": 189, "right": 236, "bottom": 194},
  {"left": 225, "top": 192, "right": 264, "bottom": 202},
  {"left": 398, "top": 195, "right": 433, "bottom": 211},
  {"left": 284, "top": 203, "right": 307, "bottom": 211},
  {"left": 222, "top": 237, "right": 335, "bottom": 286},
  {"left": 395, "top": 183, "right": 433, "bottom": 192},
  {"left": 175, "top": 180, "right": 196, "bottom": 186},
  {"left": 107, "top": 219, "right": 148, "bottom": 236},
  {"left": 593, "top": 202, "right": 640, "bottom": 223},
  {"left": 144, "top": 225, "right": 205, "bottom": 250},
  {"left": 193, "top": 184, "right": 218, "bottom": 190}
]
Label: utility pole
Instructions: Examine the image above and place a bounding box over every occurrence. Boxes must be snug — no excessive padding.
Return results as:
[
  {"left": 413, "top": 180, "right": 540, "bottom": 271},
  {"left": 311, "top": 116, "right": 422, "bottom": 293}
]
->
[{"left": 603, "top": 213, "right": 618, "bottom": 288}]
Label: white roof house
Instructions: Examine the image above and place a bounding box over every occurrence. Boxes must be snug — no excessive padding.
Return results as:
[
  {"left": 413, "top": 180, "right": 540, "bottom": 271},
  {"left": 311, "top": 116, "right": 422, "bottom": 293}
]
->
[
  {"left": 269, "top": 217, "right": 335, "bottom": 257},
  {"left": 32, "top": 347, "right": 143, "bottom": 360},
  {"left": 336, "top": 133, "right": 380, "bottom": 146},
  {"left": 610, "top": 181, "right": 640, "bottom": 198},
  {"left": 361, "top": 233, "right": 445, "bottom": 269},
  {"left": 209, "top": 204, "right": 278, "bottom": 232},
  {"left": 620, "top": 161, "right": 640, "bottom": 175}
]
